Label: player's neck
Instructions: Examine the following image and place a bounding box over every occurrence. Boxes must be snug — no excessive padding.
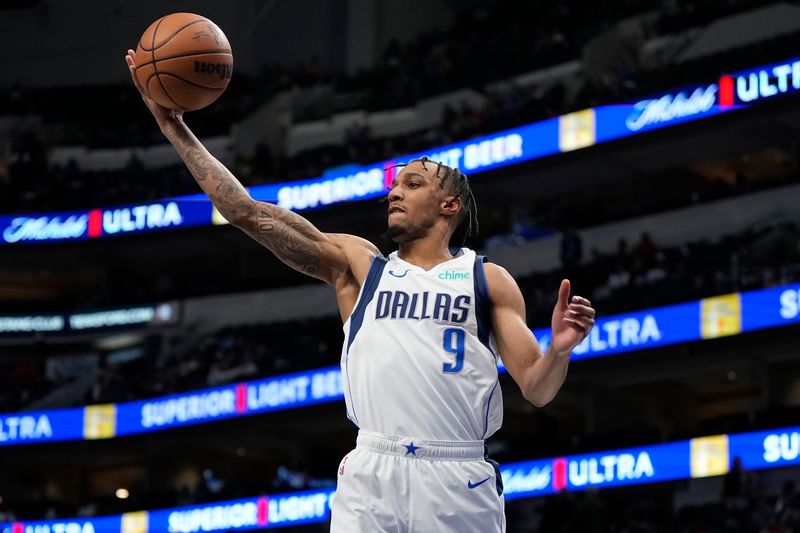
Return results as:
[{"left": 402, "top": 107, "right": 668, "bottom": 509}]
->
[{"left": 397, "top": 237, "right": 456, "bottom": 270}]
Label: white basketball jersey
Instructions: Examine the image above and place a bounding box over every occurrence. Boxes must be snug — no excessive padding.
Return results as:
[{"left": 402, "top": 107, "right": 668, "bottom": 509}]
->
[{"left": 340, "top": 248, "right": 503, "bottom": 441}]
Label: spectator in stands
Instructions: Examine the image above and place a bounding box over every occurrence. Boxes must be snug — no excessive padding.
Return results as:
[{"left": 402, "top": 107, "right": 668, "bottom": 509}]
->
[
  {"left": 569, "top": 488, "right": 610, "bottom": 533},
  {"left": 633, "top": 231, "right": 658, "bottom": 270},
  {"left": 560, "top": 226, "right": 583, "bottom": 274},
  {"left": 539, "top": 490, "right": 575, "bottom": 533},
  {"left": 771, "top": 480, "right": 800, "bottom": 531},
  {"left": 723, "top": 456, "right": 759, "bottom": 513}
]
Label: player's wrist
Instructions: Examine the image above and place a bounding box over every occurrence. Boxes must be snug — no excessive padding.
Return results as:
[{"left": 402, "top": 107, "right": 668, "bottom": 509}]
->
[
  {"left": 158, "top": 111, "right": 186, "bottom": 136},
  {"left": 547, "top": 343, "right": 571, "bottom": 359}
]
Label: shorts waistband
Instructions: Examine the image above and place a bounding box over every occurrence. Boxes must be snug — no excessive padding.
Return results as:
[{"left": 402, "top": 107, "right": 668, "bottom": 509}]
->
[{"left": 356, "top": 430, "right": 485, "bottom": 461}]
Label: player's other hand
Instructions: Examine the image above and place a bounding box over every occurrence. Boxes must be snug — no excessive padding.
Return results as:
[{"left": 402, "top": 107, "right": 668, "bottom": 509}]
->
[
  {"left": 124, "top": 49, "right": 183, "bottom": 126},
  {"left": 550, "top": 279, "right": 595, "bottom": 358}
]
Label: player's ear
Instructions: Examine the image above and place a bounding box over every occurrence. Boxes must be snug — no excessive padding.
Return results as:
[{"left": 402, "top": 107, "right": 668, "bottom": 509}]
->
[{"left": 441, "top": 195, "right": 461, "bottom": 217}]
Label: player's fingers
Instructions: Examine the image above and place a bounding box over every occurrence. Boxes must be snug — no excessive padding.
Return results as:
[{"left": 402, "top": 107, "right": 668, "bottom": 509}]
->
[
  {"left": 572, "top": 295, "right": 591, "bottom": 306},
  {"left": 130, "top": 72, "right": 146, "bottom": 96},
  {"left": 125, "top": 58, "right": 146, "bottom": 95},
  {"left": 570, "top": 315, "right": 594, "bottom": 330},
  {"left": 557, "top": 279, "right": 571, "bottom": 308},
  {"left": 568, "top": 304, "right": 595, "bottom": 318},
  {"left": 563, "top": 317, "right": 590, "bottom": 333}
]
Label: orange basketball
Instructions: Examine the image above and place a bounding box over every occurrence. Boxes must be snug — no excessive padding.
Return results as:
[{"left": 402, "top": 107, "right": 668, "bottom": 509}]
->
[{"left": 134, "top": 13, "right": 233, "bottom": 111}]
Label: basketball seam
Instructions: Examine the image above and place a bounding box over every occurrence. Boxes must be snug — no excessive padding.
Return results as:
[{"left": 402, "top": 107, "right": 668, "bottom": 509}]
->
[
  {"left": 137, "top": 16, "right": 165, "bottom": 53},
  {"left": 156, "top": 72, "right": 228, "bottom": 91},
  {"left": 152, "top": 17, "right": 187, "bottom": 111},
  {"left": 139, "top": 19, "right": 209, "bottom": 51},
  {"left": 144, "top": 17, "right": 165, "bottom": 99},
  {"left": 134, "top": 50, "right": 233, "bottom": 70}
]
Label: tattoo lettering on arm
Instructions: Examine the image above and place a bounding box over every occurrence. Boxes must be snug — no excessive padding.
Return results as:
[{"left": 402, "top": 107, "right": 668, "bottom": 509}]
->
[{"left": 255, "top": 207, "right": 321, "bottom": 276}]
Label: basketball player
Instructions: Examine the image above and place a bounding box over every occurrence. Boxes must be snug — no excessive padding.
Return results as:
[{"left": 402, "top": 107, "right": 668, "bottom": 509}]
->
[{"left": 126, "top": 50, "right": 596, "bottom": 532}]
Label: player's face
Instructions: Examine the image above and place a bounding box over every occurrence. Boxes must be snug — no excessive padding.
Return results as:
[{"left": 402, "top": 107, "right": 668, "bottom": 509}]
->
[{"left": 386, "top": 162, "right": 446, "bottom": 242}]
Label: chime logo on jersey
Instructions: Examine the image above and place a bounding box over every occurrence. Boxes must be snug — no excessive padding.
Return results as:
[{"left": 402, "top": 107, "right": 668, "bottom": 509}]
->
[
  {"left": 438, "top": 270, "right": 471, "bottom": 281},
  {"left": 374, "top": 291, "right": 471, "bottom": 323}
]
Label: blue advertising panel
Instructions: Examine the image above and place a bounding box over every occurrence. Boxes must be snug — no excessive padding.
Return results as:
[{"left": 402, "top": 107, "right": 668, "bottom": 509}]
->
[
  {"left": 141, "top": 489, "right": 336, "bottom": 532},
  {"left": 243, "top": 120, "right": 559, "bottom": 212},
  {"left": 557, "top": 441, "right": 691, "bottom": 492},
  {"left": 147, "top": 497, "right": 269, "bottom": 533},
  {"left": 113, "top": 367, "right": 344, "bottom": 437},
  {"left": 0, "top": 199, "right": 213, "bottom": 245},
  {"left": 728, "top": 425, "right": 800, "bottom": 471},
  {"left": 5, "top": 55, "right": 800, "bottom": 246},
  {"left": 115, "top": 383, "right": 241, "bottom": 437},
  {"left": 7, "top": 425, "right": 800, "bottom": 532},
  {"left": 728, "top": 57, "right": 800, "bottom": 105},
  {"left": 741, "top": 283, "right": 800, "bottom": 332},
  {"left": 501, "top": 441, "right": 690, "bottom": 501},
  {"left": 532, "top": 300, "right": 701, "bottom": 362},
  {"left": 0, "top": 207, "right": 92, "bottom": 244},
  {"left": 499, "top": 457, "right": 557, "bottom": 500},
  {"left": 0, "top": 408, "right": 84, "bottom": 447},
  {"left": 3, "top": 282, "right": 800, "bottom": 447},
  {"left": 595, "top": 56, "right": 800, "bottom": 142},
  {"left": 1, "top": 490, "right": 336, "bottom": 533},
  {"left": 595, "top": 83, "right": 723, "bottom": 142},
  {"left": 5, "top": 515, "right": 122, "bottom": 533}
]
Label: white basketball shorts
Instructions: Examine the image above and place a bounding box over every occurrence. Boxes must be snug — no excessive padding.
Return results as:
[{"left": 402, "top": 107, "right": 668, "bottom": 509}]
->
[{"left": 330, "top": 430, "right": 506, "bottom": 532}]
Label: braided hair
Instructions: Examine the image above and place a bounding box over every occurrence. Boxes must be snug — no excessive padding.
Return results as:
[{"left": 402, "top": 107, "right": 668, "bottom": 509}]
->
[{"left": 388, "top": 156, "right": 479, "bottom": 243}]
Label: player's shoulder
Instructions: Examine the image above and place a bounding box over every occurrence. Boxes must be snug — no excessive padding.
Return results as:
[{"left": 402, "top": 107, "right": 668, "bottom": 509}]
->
[
  {"left": 326, "top": 233, "right": 382, "bottom": 286},
  {"left": 327, "top": 233, "right": 381, "bottom": 256},
  {"left": 482, "top": 261, "right": 513, "bottom": 283},
  {"left": 482, "top": 261, "right": 523, "bottom": 304}
]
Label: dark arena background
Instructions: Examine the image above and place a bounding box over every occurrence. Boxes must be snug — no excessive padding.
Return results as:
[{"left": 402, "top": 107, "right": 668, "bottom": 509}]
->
[{"left": 2, "top": 0, "right": 800, "bottom": 531}]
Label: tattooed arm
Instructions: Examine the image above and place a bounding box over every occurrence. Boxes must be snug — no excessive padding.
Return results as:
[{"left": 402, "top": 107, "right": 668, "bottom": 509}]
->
[
  {"left": 170, "top": 121, "right": 356, "bottom": 282},
  {"left": 124, "top": 50, "right": 377, "bottom": 292}
]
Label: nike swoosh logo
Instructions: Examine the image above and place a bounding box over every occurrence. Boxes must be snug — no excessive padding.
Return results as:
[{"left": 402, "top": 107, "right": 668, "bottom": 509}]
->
[
  {"left": 467, "top": 477, "right": 491, "bottom": 489},
  {"left": 388, "top": 269, "right": 410, "bottom": 278}
]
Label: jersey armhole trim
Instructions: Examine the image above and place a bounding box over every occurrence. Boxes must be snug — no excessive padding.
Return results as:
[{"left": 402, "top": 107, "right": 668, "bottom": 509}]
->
[
  {"left": 346, "top": 254, "right": 387, "bottom": 352},
  {"left": 474, "top": 255, "right": 495, "bottom": 356}
]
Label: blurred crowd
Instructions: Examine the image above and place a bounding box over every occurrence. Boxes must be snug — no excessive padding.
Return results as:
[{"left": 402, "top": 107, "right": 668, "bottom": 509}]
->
[
  {"left": 1, "top": 160, "right": 792, "bottom": 317},
  {"left": 3, "top": 0, "right": 800, "bottom": 530},
  {"left": 0, "top": 0, "right": 786, "bottom": 213},
  {"left": 2, "top": 445, "right": 799, "bottom": 532},
  {"left": 507, "top": 473, "right": 800, "bottom": 533},
  {"left": 2, "top": 214, "right": 798, "bottom": 414}
]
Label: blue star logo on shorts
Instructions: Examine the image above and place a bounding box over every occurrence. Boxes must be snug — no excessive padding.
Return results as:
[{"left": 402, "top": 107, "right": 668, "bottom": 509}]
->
[{"left": 404, "top": 442, "right": 420, "bottom": 456}]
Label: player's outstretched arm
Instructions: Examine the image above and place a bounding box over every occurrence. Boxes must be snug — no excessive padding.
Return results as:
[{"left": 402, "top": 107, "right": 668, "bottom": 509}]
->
[
  {"left": 485, "top": 265, "right": 595, "bottom": 407},
  {"left": 124, "top": 50, "right": 375, "bottom": 288}
]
